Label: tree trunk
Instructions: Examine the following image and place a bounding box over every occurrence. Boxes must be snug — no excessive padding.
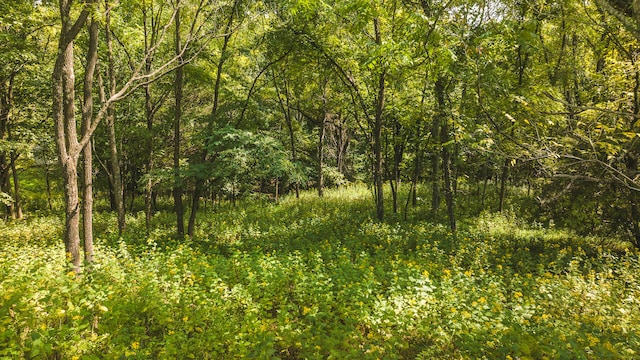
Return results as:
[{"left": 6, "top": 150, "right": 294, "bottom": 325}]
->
[
  {"left": 173, "top": 5, "right": 185, "bottom": 238},
  {"left": 1, "top": 73, "right": 16, "bottom": 219},
  {"left": 442, "top": 121, "right": 456, "bottom": 233},
  {"left": 391, "top": 119, "right": 403, "bottom": 214},
  {"left": 287, "top": 115, "right": 300, "bottom": 198},
  {"left": 432, "top": 76, "right": 445, "bottom": 219},
  {"left": 10, "top": 152, "right": 22, "bottom": 220},
  {"left": 81, "top": 12, "right": 99, "bottom": 264},
  {"left": 318, "top": 114, "right": 326, "bottom": 197},
  {"left": 53, "top": 1, "right": 89, "bottom": 271},
  {"left": 105, "top": 5, "right": 125, "bottom": 235},
  {"left": 142, "top": 1, "right": 162, "bottom": 234},
  {"left": 43, "top": 157, "right": 53, "bottom": 211},
  {"left": 498, "top": 158, "right": 509, "bottom": 213},
  {"left": 373, "top": 18, "right": 386, "bottom": 221},
  {"left": 430, "top": 114, "right": 441, "bottom": 215},
  {"left": 411, "top": 121, "right": 423, "bottom": 207},
  {"left": 435, "top": 77, "right": 455, "bottom": 232},
  {"left": 274, "top": 69, "right": 299, "bottom": 198}
]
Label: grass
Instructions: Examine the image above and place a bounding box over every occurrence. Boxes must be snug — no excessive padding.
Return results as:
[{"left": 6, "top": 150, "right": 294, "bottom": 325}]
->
[{"left": 1, "top": 184, "right": 639, "bottom": 359}]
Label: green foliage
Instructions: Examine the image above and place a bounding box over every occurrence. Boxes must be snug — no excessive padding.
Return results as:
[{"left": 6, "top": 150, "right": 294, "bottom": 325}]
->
[{"left": 1, "top": 187, "right": 639, "bottom": 358}]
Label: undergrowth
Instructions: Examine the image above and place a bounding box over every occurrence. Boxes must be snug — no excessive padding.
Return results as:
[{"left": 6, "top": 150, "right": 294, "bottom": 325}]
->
[{"left": 1, "top": 185, "right": 639, "bottom": 359}]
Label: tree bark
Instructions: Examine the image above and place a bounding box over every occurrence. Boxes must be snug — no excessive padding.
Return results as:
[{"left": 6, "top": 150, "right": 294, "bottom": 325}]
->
[
  {"left": 373, "top": 17, "right": 386, "bottom": 221},
  {"left": 105, "top": 2, "right": 125, "bottom": 235},
  {"left": 53, "top": 0, "right": 89, "bottom": 271},
  {"left": 173, "top": 4, "right": 185, "bottom": 238},
  {"left": 81, "top": 10, "right": 99, "bottom": 264},
  {"left": 1, "top": 73, "right": 16, "bottom": 219}
]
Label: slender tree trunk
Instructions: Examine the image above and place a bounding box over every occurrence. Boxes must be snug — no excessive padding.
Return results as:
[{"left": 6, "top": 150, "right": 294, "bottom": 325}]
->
[
  {"left": 144, "top": 80, "right": 154, "bottom": 233},
  {"left": 434, "top": 76, "right": 455, "bottom": 231},
  {"left": 482, "top": 170, "right": 489, "bottom": 207},
  {"left": 81, "top": 11, "right": 99, "bottom": 264},
  {"left": 430, "top": 115, "right": 441, "bottom": 215},
  {"left": 498, "top": 158, "right": 509, "bottom": 213},
  {"left": 411, "top": 121, "right": 423, "bottom": 207},
  {"left": 391, "top": 120, "right": 403, "bottom": 214},
  {"left": 173, "top": 5, "right": 185, "bottom": 238},
  {"left": 373, "top": 18, "right": 386, "bottom": 221},
  {"left": 627, "top": 62, "right": 640, "bottom": 248},
  {"left": 432, "top": 76, "right": 445, "bottom": 219},
  {"left": 45, "top": 162, "right": 52, "bottom": 211},
  {"left": 442, "top": 120, "right": 456, "bottom": 233},
  {"left": 287, "top": 115, "right": 300, "bottom": 198},
  {"left": 0, "top": 162, "right": 9, "bottom": 219},
  {"left": 385, "top": 132, "right": 398, "bottom": 214},
  {"left": 318, "top": 115, "right": 326, "bottom": 197},
  {"left": 10, "top": 152, "right": 22, "bottom": 220},
  {"left": 273, "top": 69, "right": 299, "bottom": 198},
  {"left": 142, "top": 1, "right": 161, "bottom": 234},
  {"left": 105, "top": 2, "right": 125, "bottom": 234},
  {"left": 1, "top": 73, "right": 16, "bottom": 219}
]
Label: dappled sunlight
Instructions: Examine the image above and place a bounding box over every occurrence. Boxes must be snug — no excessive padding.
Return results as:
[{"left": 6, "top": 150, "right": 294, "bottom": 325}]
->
[{"left": 1, "top": 187, "right": 639, "bottom": 358}]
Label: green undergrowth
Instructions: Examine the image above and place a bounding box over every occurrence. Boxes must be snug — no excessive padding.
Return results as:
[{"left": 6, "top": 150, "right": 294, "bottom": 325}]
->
[{"left": 1, "top": 186, "right": 639, "bottom": 359}]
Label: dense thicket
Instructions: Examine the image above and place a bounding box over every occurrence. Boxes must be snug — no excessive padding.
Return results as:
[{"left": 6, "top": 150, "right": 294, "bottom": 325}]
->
[{"left": 3, "top": 0, "right": 640, "bottom": 264}]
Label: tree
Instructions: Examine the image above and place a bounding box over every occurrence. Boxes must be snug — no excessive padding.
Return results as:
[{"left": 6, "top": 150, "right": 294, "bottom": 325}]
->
[{"left": 51, "top": 0, "right": 211, "bottom": 270}]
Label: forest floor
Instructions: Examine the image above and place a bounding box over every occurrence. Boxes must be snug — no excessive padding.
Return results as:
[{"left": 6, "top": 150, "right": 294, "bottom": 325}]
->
[{"left": 1, "top": 185, "right": 639, "bottom": 359}]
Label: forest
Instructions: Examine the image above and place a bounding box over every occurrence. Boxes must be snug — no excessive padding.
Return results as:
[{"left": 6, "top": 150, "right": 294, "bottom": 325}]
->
[{"left": 1, "top": 0, "right": 640, "bottom": 358}]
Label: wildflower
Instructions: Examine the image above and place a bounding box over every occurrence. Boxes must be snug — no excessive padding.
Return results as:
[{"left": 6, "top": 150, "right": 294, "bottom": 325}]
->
[{"left": 131, "top": 341, "right": 140, "bottom": 350}]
